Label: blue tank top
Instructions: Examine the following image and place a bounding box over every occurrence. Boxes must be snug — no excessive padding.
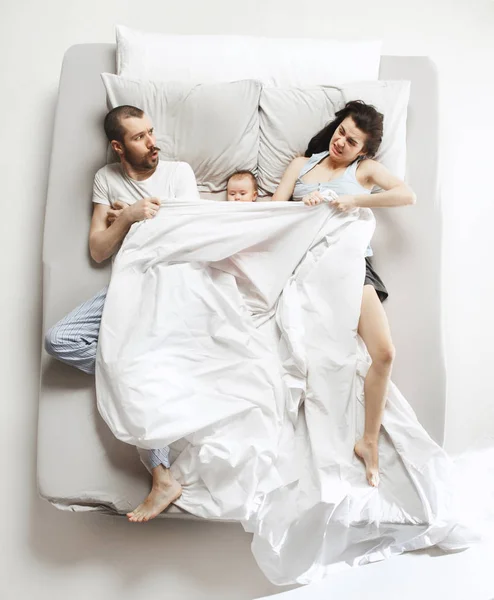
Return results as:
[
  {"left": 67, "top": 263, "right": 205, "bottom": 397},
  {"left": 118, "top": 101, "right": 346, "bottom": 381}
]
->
[{"left": 293, "top": 151, "right": 373, "bottom": 257}]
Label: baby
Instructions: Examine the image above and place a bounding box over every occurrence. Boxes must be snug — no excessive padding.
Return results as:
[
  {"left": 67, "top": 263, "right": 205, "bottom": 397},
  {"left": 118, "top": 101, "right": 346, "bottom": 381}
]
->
[{"left": 226, "top": 170, "right": 258, "bottom": 202}]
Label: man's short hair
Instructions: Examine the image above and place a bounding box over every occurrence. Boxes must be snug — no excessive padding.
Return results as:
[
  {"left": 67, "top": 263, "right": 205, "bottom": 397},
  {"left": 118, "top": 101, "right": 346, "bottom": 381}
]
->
[
  {"left": 227, "top": 170, "right": 258, "bottom": 192},
  {"left": 104, "top": 105, "right": 144, "bottom": 143}
]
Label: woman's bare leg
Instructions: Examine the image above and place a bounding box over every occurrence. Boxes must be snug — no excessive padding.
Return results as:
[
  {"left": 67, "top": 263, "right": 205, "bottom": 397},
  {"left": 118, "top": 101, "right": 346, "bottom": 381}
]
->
[{"left": 354, "top": 285, "right": 395, "bottom": 487}]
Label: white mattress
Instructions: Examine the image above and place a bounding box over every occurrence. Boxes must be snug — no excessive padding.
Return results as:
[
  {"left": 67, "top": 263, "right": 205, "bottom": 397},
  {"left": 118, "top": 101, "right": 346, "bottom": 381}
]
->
[{"left": 39, "top": 44, "right": 444, "bottom": 519}]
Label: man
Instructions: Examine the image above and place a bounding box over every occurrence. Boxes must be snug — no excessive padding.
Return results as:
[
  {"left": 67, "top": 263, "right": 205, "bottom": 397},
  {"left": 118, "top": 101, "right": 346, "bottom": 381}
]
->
[{"left": 45, "top": 105, "right": 200, "bottom": 522}]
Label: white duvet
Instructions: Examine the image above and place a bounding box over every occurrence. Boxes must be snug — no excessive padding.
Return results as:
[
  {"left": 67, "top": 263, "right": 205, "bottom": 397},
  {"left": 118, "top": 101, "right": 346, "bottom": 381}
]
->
[{"left": 96, "top": 198, "right": 471, "bottom": 585}]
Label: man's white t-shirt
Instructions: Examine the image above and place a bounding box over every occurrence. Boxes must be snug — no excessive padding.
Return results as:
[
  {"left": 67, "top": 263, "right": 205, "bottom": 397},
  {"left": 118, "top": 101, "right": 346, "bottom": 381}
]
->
[{"left": 92, "top": 160, "right": 200, "bottom": 206}]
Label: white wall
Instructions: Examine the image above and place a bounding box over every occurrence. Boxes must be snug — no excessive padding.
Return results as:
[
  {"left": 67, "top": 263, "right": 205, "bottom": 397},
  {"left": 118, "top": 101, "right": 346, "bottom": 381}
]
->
[{"left": 1, "top": 0, "right": 493, "bottom": 598}]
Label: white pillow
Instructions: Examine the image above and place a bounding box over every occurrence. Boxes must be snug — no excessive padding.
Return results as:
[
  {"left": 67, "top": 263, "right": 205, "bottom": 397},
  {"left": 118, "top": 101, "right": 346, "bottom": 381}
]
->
[
  {"left": 116, "top": 25, "right": 382, "bottom": 86},
  {"left": 258, "top": 80, "right": 410, "bottom": 194},
  {"left": 102, "top": 74, "right": 261, "bottom": 192}
]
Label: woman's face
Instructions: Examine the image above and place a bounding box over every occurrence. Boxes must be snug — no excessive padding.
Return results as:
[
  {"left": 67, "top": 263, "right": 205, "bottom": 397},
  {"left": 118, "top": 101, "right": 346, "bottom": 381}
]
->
[{"left": 329, "top": 117, "right": 368, "bottom": 164}]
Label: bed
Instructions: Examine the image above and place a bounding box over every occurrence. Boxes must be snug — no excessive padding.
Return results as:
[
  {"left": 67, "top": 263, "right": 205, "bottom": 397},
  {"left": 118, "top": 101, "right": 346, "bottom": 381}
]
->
[{"left": 38, "top": 43, "right": 443, "bottom": 525}]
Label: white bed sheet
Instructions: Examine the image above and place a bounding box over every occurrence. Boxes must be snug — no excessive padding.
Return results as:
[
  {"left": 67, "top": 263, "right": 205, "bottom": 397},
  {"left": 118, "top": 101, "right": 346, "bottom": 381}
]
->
[{"left": 96, "top": 198, "right": 470, "bottom": 585}]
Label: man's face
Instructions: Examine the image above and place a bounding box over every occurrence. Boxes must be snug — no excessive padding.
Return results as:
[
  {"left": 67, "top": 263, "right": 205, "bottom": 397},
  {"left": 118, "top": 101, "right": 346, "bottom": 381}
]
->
[{"left": 118, "top": 115, "right": 160, "bottom": 171}]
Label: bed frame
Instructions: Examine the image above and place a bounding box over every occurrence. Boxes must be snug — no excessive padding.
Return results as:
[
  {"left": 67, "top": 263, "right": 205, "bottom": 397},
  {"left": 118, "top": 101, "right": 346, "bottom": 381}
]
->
[{"left": 38, "top": 44, "right": 443, "bottom": 517}]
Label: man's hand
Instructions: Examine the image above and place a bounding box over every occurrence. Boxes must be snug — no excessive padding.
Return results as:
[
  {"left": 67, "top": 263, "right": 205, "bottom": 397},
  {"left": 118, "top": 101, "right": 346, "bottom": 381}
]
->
[
  {"left": 329, "top": 195, "right": 357, "bottom": 213},
  {"left": 126, "top": 197, "right": 161, "bottom": 223},
  {"left": 107, "top": 200, "right": 130, "bottom": 225}
]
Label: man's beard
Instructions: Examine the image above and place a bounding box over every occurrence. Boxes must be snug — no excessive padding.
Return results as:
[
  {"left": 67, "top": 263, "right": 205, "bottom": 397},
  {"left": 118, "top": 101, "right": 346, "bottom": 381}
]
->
[{"left": 123, "top": 145, "right": 161, "bottom": 170}]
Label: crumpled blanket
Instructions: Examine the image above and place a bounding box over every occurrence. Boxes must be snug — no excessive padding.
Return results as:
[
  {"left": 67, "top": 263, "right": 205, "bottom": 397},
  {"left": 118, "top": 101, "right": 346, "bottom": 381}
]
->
[{"left": 96, "top": 198, "right": 471, "bottom": 585}]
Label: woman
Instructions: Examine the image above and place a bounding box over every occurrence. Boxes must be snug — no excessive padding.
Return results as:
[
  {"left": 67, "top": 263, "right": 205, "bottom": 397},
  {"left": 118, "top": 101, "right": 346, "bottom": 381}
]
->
[{"left": 272, "top": 100, "right": 416, "bottom": 487}]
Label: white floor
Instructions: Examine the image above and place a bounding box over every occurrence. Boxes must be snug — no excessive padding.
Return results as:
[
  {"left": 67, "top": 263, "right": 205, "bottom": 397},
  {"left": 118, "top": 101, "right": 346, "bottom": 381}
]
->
[{"left": 256, "top": 543, "right": 494, "bottom": 600}]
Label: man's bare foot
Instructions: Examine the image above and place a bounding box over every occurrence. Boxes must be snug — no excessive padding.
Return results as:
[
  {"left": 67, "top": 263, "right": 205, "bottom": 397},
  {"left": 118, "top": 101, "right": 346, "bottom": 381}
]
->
[
  {"left": 127, "top": 466, "right": 182, "bottom": 523},
  {"left": 354, "top": 438, "right": 380, "bottom": 487}
]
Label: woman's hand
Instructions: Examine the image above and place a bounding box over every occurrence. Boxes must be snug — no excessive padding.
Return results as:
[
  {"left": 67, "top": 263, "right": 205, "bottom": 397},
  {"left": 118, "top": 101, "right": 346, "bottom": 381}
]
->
[
  {"left": 302, "top": 191, "right": 325, "bottom": 206},
  {"left": 329, "top": 195, "right": 357, "bottom": 213}
]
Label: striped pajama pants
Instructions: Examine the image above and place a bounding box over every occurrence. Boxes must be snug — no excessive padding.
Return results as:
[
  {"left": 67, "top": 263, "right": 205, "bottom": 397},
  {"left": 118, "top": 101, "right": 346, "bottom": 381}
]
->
[{"left": 44, "top": 286, "right": 170, "bottom": 471}]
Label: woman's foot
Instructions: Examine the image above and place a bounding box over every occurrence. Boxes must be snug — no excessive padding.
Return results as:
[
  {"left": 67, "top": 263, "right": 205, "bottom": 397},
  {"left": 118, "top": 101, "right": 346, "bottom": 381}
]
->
[
  {"left": 127, "top": 466, "right": 182, "bottom": 522},
  {"left": 354, "top": 438, "right": 380, "bottom": 487}
]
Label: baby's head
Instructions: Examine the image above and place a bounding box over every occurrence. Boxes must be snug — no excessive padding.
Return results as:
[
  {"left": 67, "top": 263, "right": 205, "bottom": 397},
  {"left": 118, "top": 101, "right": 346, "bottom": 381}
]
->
[{"left": 226, "top": 170, "right": 258, "bottom": 202}]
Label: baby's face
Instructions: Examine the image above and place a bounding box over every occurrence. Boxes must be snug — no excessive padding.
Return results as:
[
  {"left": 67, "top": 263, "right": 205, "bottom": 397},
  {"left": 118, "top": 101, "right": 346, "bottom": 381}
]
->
[{"left": 227, "top": 177, "right": 258, "bottom": 202}]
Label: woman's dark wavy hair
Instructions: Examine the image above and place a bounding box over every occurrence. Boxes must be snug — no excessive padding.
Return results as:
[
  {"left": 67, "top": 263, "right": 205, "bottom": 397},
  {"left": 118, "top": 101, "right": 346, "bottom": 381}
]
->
[{"left": 304, "top": 100, "right": 384, "bottom": 159}]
